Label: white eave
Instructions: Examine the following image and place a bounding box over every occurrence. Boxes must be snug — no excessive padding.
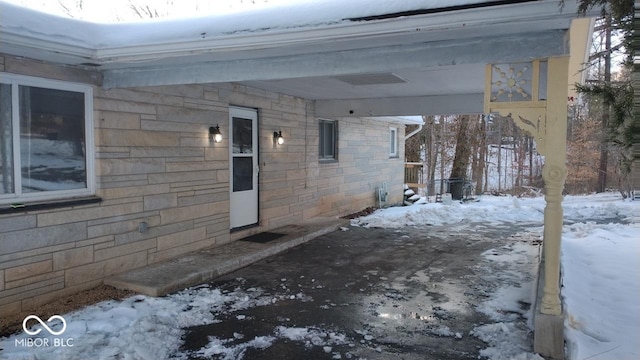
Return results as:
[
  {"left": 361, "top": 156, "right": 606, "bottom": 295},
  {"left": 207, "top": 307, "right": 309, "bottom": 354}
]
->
[{"left": 0, "top": 0, "right": 583, "bottom": 68}]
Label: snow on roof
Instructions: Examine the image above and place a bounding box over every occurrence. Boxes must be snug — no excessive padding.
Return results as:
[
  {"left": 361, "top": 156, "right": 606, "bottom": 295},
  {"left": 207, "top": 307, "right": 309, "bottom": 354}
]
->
[{"left": 0, "top": 0, "right": 498, "bottom": 49}]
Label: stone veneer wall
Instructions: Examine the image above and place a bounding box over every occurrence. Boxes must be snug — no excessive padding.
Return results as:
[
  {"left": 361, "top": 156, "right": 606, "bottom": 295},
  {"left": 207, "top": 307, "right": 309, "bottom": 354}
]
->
[{"left": 0, "top": 55, "right": 404, "bottom": 315}]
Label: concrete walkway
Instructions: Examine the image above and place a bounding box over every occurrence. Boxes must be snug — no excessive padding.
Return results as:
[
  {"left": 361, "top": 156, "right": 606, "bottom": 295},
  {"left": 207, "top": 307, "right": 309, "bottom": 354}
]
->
[
  {"left": 178, "top": 222, "right": 541, "bottom": 359},
  {"left": 105, "top": 217, "right": 349, "bottom": 297}
]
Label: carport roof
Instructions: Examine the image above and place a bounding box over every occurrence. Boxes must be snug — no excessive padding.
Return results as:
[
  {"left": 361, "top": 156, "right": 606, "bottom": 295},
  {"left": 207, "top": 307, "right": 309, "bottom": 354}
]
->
[{"left": 0, "top": 0, "right": 593, "bottom": 116}]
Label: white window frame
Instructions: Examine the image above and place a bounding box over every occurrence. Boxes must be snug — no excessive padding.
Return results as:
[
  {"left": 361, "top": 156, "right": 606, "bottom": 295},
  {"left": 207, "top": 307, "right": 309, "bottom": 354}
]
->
[
  {"left": 319, "top": 119, "right": 338, "bottom": 162},
  {"left": 389, "top": 126, "right": 398, "bottom": 158},
  {"left": 0, "top": 72, "right": 95, "bottom": 205}
]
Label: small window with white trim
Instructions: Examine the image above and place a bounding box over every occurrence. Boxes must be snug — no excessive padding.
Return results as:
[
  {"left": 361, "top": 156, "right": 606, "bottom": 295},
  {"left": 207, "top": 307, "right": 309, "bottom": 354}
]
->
[
  {"left": 319, "top": 119, "right": 337, "bottom": 162},
  {"left": 0, "top": 73, "right": 94, "bottom": 205},
  {"left": 389, "top": 127, "right": 398, "bottom": 158}
]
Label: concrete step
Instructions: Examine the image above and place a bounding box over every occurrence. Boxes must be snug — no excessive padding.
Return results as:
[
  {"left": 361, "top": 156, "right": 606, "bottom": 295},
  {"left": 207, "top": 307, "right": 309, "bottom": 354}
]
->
[{"left": 105, "top": 217, "right": 349, "bottom": 297}]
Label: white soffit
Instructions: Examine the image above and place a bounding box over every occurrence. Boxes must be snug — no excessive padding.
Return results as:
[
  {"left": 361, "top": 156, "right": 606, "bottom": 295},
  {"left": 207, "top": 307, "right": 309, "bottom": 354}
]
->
[{"left": 333, "top": 73, "right": 408, "bottom": 86}]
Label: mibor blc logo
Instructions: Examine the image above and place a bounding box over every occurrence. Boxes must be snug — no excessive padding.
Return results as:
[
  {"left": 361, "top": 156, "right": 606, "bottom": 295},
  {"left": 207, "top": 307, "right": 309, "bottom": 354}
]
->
[{"left": 15, "top": 315, "right": 74, "bottom": 348}]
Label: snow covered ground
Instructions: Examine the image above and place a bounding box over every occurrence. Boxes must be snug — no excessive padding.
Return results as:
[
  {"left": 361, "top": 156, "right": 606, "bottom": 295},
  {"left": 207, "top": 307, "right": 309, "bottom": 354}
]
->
[
  {"left": 1, "top": 193, "right": 637, "bottom": 359},
  {"left": 354, "top": 192, "right": 639, "bottom": 359}
]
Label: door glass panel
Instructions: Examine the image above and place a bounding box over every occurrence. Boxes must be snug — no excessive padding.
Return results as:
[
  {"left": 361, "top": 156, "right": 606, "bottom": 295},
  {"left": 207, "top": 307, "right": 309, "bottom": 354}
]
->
[
  {"left": 232, "top": 117, "right": 253, "bottom": 154},
  {"left": 233, "top": 157, "right": 253, "bottom": 192}
]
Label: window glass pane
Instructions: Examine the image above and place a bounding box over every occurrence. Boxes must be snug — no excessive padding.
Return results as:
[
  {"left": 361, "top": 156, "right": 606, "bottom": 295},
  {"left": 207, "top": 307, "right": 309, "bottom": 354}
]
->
[
  {"left": 19, "top": 85, "right": 86, "bottom": 193},
  {"left": 319, "top": 121, "right": 325, "bottom": 157},
  {"left": 232, "top": 117, "right": 253, "bottom": 154},
  {"left": 390, "top": 128, "right": 397, "bottom": 155},
  {"left": 0, "top": 83, "right": 13, "bottom": 194},
  {"left": 323, "top": 122, "right": 334, "bottom": 158},
  {"left": 233, "top": 157, "right": 253, "bottom": 192}
]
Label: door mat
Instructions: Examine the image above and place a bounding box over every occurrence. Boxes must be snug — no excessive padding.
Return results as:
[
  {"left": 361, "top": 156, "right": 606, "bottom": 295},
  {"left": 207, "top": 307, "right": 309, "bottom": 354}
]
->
[{"left": 239, "top": 232, "right": 286, "bottom": 244}]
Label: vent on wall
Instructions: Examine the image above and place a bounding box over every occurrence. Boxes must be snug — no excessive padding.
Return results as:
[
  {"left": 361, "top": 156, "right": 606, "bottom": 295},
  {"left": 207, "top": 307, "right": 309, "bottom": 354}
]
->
[{"left": 334, "top": 73, "right": 408, "bottom": 86}]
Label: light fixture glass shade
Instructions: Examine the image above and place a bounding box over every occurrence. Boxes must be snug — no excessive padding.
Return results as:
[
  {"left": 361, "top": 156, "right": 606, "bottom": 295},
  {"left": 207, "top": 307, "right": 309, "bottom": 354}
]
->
[
  {"left": 210, "top": 125, "right": 222, "bottom": 143},
  {"left": 274, "top": 131, "right": 284, "bottom": 145}
]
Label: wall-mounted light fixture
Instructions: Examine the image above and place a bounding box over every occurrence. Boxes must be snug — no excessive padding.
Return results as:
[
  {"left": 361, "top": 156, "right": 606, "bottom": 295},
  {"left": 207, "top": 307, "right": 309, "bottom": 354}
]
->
[
  {"left": 209, "top": 125, "right": 222, "bottom": 143},
  {"left": 273, "top": 130, "right": 284, "bottom": 145}
]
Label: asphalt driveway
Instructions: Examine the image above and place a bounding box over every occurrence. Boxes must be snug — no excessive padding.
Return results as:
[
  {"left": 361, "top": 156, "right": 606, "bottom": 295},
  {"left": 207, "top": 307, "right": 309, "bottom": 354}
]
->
[{"left": 179, "top": 222, "right": 540, "bottom": 360}]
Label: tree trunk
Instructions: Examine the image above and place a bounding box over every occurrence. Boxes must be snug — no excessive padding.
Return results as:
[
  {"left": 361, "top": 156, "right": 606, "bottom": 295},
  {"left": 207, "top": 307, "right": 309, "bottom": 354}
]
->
[
  {"left": 597, "top": 11, "right": 611, "bottom": 193},
  {"left": 424, "top": 116, "right": 438, "bottom": 196},
  {"left": 471, "top": 115, "right": 486, "bottom": 195},
  {"left": 439, "top": 117, "right": 446, "bottom": 194},
  {"left": 450, "top": 115, "right": 472, "bottom": 200}
]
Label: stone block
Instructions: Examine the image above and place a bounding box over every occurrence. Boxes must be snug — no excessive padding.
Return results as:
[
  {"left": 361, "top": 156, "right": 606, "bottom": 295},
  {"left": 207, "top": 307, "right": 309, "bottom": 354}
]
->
[
  {"left": 140, "top": 119, "right": 207, "bottom": 133},
  {"left": 204, "top": 147, "right": 229, "bottom": 161},
  {"left": 98, "top": 88, "right": 183, "bottom": 107},
  {"left": 5, "top": 260, "right": 52, "bottom": 282},
  {"left": 148, "top": 238, "right": 214, "bottom": 264},
  {"left": 0, "top": 215, "right": 36, "bottom": 233},
  {"left": 52, "top": 246, "right": 94, "bottom": 270},
  {"left": 136, "top": 84, "right": 204, "bottom": 99},
  {"left": 0, "top": 269, "right": 4, "bottom": 290},
  {"left": 148, "top": 170, "right": 217, "bottom": 185},
  {"left": 94, "top": 239, "right": 156, "bottom": 262},
  {"left": 0, "top": 223, "right": 86, "bottom": 255},
  {"left": 75, "top": 235, "right": 114, "bottom": 248},
  {"left": 0, "top": 300, "right": 20, "bottom": 317},
  {"left": 96, "top": 111, "right": 141, "bottom": 129},
  {"left": 165, "top": 160, "right": 228, "bottom": 172},
  {"left": 144, "top": 193, "right": 178, "bottom": 211},
  {"left": 178, "top": 191, "right": 229, "bottom": 207},
  {"left": 130, "top": 147, "right": 204, "bottom": 158},
  {"left": 37, "top": 202, "right": 143, "bottom": 227},
  {"left": 99, "top": 184, "right": 170, "bottom": 199},
  {"left": 100, "top": 158, "right": 166, "bottom": 176},
  {"left": 65, "top": 251, "right": 148, "bottom": 286},
  {"left": 262, "top": 204, "right": 290, "bottom": 220},
  {"left": 97, "top": 129, "right": 179, "bottom": 147},
  {"left": 157, "top": 227, "right": 206, "bottom": 251},
  {"left": 157, "top": 105, "right": 226, "bottom": 124},
  {"left": 20, "top": 280, "right": 100, "bottom": 312},
  {"left": 5, "top": 270, "right": 64, "bottom": 290},
  {"left": 94, "top": 98, "right": 156, "bottom": 114},
  {"left": 0, "top": 276, "right": 64, "bottom": 306},
  {"left": 114, "top": 221, "right": 192, "bottom": 245},
  {"left": 94, "top": 241, "right": 115, "bottom": 250}
]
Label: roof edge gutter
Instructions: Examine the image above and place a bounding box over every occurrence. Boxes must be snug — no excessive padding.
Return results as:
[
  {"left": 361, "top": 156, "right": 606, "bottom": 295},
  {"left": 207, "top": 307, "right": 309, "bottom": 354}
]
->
[{"left": 405, "top": 123, "right": 423, "bottom": 141}]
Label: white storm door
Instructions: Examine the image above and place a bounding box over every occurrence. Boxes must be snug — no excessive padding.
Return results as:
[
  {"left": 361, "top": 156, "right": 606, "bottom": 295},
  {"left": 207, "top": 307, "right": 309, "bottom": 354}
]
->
[{"left": 229, "top": 107, "right": 259, "bottom": 229}]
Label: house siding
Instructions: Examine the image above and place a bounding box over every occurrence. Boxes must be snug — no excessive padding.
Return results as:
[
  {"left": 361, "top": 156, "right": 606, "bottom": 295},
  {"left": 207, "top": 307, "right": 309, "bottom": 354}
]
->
[{"left": 0, "top": 54, "right": 404, "bottom": 315}]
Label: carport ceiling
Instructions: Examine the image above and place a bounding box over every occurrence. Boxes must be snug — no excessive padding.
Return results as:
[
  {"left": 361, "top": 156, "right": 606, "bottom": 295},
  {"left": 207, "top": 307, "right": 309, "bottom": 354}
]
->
[{"left": 242, "top": 64, "right": 484, "bottom": 100}]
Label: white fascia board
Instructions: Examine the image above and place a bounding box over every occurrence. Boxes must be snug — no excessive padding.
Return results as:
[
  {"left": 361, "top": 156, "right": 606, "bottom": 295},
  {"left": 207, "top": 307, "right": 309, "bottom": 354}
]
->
[
  {"left": 95, "top": 0, "right": 578, "bottom": 64},
  {"left": 316, "top": 94, "right": 484, "bottom": 118},
  {"left": 1, "top": 0, "right": 580, "bottom": 66},
  {"left": 0, "top": 33, "right": 96, "bottom": 62}
]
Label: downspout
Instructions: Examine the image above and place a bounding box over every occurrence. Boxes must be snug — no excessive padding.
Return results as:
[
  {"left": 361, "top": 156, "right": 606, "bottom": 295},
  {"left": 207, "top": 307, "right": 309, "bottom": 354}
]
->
[{"left": 404, "top": 124, "right": 422, "bottom": 140}]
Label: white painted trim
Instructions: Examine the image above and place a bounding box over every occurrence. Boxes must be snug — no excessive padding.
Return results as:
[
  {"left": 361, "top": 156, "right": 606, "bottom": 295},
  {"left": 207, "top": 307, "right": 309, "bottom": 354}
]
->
[
  {"left": 229, "top": 106, "right": 259, "bottom": 229},
  {"left": 0, "top": 0, "right": 586, "bottom": 70},
  {"left": 389, "top": 127, "right": 398, "bottom": 157},
  {"left": 316, "top": 93, "right": 484, "bottom": 117},
  {"left": 0, "top": 72, "right": 95, "bottom": 205}
]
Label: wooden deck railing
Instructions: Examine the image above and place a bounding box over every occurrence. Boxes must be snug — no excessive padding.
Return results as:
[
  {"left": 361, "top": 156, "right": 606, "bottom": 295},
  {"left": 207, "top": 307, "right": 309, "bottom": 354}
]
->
[{"left": 404, "top": 162, "right": 424, "bottom": 189}]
